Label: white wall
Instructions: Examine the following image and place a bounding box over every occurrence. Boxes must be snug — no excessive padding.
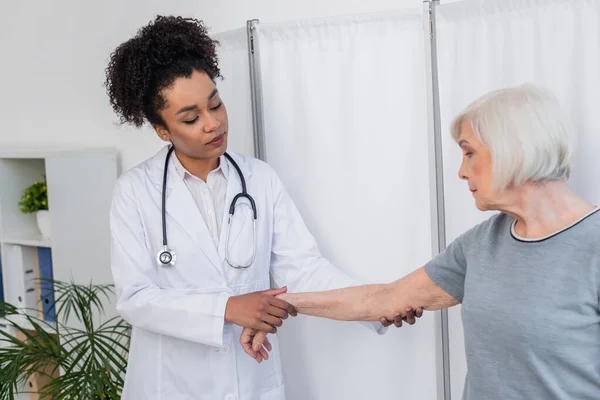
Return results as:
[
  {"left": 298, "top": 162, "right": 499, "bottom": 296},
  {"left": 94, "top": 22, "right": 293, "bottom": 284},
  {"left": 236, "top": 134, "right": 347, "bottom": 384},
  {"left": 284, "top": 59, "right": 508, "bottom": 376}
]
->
[{"left": 0, "top": 0, "right": 423, "bottom": 174}]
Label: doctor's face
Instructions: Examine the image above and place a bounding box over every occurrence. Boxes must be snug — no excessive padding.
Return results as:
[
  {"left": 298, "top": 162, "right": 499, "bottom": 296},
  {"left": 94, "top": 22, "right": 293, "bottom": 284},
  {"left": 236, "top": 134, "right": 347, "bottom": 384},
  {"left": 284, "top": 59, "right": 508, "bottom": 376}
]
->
[{"left": 154, "top": 69, "right": 229, "bottom": 160}]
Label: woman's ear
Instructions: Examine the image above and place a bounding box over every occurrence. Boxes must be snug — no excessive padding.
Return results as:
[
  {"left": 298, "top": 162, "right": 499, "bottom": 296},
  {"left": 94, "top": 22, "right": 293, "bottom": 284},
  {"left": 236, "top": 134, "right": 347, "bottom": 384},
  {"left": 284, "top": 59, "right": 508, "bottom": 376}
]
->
[{"left": 154, "top": 124, "right": 170, "bottom": 142}]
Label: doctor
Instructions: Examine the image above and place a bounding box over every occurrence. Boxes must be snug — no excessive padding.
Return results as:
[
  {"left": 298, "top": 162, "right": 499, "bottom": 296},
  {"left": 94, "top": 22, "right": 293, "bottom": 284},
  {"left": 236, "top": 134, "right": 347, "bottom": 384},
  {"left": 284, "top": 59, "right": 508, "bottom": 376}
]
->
[{"left": 105, "top": 15, "right": 420, "bottom": 400}]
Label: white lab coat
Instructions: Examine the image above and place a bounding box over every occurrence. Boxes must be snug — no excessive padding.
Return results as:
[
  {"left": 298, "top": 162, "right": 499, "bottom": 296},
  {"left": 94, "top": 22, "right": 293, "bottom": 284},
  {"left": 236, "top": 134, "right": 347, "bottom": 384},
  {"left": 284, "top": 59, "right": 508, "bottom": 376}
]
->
[{"left": 110, "top": 145, "right": 385, "bottom": 400}]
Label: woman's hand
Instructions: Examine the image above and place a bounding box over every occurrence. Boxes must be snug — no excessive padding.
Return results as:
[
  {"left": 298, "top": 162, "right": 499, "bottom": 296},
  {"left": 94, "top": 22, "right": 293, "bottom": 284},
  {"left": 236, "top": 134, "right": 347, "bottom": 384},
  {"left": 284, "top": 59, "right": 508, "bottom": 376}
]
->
[
  {"left": 379, "top": 307, "right": 424, "bottom": 327},
  {"left": 225, "top": 287, "right": 297, "bottom": 333}
]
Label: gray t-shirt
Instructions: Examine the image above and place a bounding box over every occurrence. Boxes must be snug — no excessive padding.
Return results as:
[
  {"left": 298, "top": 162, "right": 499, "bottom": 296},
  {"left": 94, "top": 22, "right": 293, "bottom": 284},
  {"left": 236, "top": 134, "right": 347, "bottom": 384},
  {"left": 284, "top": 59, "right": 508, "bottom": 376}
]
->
[{"left": 425, "top": 208, "right": 600, "bottom": 400}]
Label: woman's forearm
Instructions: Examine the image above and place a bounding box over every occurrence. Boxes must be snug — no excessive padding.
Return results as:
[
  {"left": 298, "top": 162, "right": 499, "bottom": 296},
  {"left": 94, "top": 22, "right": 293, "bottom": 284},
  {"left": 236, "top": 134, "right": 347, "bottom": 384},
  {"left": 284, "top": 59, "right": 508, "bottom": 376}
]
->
[
  {"left": 279, "top": 267, "right": 458, "bottom": 321},
  {"left": 281, "top": 283, "right": 397, "bottom": 321}
]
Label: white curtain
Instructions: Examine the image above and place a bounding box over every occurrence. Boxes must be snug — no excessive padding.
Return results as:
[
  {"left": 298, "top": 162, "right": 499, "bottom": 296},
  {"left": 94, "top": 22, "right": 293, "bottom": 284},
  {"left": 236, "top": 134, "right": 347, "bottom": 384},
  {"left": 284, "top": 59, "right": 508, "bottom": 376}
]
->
[
  {"left": 257, "top": 9, "right": 438, "bottom": 400},
  {"left": 435, "top": 1, "right": 600, "bottom": 398},
  {"left": 213, "top": 28, "right": 255, "bottom": 157}
]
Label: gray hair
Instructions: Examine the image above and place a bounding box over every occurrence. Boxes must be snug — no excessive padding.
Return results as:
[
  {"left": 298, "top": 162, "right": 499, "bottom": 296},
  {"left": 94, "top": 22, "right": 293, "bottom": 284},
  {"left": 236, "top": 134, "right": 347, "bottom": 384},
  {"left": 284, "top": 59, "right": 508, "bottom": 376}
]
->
[{"left": 450, "top": 83, "right": 574, "bottom": 191}]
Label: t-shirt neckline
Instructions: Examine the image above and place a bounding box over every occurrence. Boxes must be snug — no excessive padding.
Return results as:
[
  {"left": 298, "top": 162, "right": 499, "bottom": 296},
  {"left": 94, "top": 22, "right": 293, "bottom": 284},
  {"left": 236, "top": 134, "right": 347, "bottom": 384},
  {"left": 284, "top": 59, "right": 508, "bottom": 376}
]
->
[{"left": 510, "top": 206, "right": 600, "bottom": 243}]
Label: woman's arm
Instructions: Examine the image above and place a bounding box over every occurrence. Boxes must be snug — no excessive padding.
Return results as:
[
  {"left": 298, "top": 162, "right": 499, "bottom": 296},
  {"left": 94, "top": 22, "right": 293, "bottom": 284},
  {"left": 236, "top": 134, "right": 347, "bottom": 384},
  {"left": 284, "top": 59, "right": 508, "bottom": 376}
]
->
[
  {"left": 279, "top": 267, "right": 458, "bottom": 321},
  {"left": 241, "top": 267, "right": 458, "bottom": 361}
]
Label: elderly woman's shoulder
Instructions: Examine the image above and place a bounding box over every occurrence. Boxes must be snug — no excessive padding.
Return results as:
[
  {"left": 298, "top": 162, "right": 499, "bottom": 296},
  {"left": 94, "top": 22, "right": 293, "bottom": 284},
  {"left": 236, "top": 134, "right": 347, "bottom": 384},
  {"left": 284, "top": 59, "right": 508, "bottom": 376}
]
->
[
  {"left": 449, "top": 213, "right": 508, "bottom": 248},
  {"left": 464, "top": 212, "right": 510, "bottom": 236},
  {"left": 571, "top": 207, "right": 600, "bottom": 241}
]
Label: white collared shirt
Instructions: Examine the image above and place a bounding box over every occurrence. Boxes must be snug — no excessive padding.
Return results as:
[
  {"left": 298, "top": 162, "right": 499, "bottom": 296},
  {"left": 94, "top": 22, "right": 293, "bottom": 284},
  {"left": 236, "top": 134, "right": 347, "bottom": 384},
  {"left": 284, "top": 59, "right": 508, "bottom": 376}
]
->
[{"left": 171, "top": 154, "right": 229, "bottom": 247}]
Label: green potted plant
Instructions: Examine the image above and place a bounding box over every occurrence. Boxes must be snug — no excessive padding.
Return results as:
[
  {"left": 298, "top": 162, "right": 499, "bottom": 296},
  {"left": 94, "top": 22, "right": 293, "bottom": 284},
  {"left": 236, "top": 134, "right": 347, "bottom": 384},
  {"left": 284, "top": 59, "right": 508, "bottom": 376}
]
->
[
  {"left": 18, "top": 178, "right": 50, "bottom": 238},
  {"left": 0, "top": 280, "right": 130, "bottom": 399}
]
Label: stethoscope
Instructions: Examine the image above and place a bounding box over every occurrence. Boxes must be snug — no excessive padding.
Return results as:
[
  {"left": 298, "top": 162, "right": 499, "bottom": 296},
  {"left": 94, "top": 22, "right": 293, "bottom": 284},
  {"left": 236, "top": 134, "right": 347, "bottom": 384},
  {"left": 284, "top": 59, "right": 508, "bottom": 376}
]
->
[{"left": 157, "top": 145, "right": 257, "bottom": 269}]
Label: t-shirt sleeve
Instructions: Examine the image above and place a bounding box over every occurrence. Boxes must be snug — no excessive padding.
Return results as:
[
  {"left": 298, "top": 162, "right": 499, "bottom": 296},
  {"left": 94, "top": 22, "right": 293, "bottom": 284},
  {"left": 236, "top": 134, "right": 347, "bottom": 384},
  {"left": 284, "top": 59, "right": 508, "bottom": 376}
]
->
[{"left": 424, "top": 231, "right": 471, "bottom": 304}]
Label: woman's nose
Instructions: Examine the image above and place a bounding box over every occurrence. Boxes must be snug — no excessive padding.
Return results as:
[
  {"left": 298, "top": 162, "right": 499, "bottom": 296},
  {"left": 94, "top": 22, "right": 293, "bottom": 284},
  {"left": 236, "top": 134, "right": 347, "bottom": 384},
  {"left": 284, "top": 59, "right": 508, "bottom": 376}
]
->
[
  {"left": 458, "top": 161, "right": 468, "bottom": 181},
  {"left": 203, "top": 113, "right": 220, "bottom": 132}
]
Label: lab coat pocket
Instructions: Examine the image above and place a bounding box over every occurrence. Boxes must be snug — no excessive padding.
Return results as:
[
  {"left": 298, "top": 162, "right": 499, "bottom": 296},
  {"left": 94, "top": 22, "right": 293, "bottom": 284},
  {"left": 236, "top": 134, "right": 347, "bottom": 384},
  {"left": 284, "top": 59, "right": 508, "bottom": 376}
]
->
[
  {"left": 160, "top": 336, "right": 214, "bottom": 395},
  {"left": 225, "top": 202, "right": 255, "bottom": 268}
]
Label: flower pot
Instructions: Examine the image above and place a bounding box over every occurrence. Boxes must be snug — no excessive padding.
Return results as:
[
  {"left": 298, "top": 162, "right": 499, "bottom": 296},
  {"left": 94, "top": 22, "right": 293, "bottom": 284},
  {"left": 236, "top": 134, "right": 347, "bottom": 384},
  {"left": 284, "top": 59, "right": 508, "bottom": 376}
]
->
[{"left": 36, "top": 210, "right": 52, "bottom": 238}]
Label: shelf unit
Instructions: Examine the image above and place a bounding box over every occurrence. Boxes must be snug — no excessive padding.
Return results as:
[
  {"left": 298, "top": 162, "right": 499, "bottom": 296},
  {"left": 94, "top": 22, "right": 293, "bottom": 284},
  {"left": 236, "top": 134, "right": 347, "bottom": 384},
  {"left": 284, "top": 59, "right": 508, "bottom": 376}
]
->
[{"left": 0, "top": 146, "right": 118, "bottom": 334}]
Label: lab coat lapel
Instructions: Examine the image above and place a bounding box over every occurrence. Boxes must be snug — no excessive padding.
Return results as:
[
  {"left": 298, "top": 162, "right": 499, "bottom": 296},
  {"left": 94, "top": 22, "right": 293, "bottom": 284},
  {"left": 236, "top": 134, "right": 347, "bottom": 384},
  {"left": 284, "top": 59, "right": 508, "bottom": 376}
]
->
[
  {"left": 151, "top": 146, "right": 222, "bottom": 271},
  {"left": 217, "top": 153, "right": 252, "bottom": 262}
]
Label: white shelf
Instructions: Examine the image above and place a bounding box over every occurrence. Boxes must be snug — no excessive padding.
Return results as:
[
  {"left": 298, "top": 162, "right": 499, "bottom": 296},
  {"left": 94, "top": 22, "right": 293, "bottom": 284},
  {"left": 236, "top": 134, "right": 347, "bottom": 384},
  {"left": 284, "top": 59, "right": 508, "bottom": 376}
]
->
[
  {"left": 0, "top": 146, "right": 118, "bottom": 334},
  {"left": 1, "top": 235, "right": 51, "bottom": 247}
]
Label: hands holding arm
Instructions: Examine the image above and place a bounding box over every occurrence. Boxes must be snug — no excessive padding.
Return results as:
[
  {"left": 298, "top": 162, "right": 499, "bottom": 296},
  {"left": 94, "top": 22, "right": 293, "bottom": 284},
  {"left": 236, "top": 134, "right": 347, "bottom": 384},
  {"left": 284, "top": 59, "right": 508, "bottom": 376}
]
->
[
  {"left": 241, "top": 267, "right": 456, "bottom": 362},
  {"left": 240, "top": 305, "right": 423, "bottom": 363}
]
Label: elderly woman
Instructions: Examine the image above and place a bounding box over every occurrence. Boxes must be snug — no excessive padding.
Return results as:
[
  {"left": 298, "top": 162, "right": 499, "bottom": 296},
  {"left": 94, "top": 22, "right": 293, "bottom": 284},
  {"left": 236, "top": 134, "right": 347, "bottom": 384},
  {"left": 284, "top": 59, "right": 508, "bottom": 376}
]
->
[{"left": 242, "top": 84, "right": 600, "bottom": 399}]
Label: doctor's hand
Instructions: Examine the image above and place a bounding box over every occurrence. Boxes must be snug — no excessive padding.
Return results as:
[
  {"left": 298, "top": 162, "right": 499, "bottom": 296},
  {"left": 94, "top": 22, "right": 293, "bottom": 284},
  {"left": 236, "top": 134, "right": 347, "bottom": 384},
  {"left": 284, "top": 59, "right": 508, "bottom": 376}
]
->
[
  {"left": 225, "top": 287, "right": 297, "bottom": 333},
  {"left": 379, "top": 307, "right": 424, "bottom": 328},
  {"left": 240, "top": 327, "right": 271, "bottom": 363}
]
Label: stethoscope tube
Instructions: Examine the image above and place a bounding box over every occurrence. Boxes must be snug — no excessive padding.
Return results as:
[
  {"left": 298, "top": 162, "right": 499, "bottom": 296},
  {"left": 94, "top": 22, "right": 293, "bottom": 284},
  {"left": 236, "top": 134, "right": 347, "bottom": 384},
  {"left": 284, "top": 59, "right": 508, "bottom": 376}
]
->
[
  {"left": 225, "top": 152, "right": 257, "bottom": 220},
  {"left": 157, "top": 146, "right": 177, "bottom": 267},
  {"left": 162, "top": 145, "right": 174, "bottom": 247}
]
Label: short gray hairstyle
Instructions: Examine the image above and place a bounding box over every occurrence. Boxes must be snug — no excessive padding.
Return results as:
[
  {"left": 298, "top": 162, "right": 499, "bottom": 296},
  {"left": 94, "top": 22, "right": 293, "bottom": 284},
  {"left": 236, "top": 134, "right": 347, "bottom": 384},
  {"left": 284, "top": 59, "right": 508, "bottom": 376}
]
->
[{"left": 450, "top": 83, "right": 574, "bottom": 191}]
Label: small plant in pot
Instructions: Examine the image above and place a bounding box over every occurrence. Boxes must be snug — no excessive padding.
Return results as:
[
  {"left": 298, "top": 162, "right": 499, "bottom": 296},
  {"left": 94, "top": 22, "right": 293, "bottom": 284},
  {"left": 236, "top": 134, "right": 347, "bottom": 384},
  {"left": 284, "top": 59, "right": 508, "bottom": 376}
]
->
[{"left": 18, "top": 178, "right": 51, "bottom": 238}]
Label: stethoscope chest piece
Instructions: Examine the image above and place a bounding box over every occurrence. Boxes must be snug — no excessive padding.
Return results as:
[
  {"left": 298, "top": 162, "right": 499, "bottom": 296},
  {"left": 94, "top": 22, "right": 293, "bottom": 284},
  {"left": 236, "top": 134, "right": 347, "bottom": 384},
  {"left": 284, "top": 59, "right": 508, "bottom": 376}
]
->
[{"left": 157, "top": 246, "right": 176, "bottom": 267}]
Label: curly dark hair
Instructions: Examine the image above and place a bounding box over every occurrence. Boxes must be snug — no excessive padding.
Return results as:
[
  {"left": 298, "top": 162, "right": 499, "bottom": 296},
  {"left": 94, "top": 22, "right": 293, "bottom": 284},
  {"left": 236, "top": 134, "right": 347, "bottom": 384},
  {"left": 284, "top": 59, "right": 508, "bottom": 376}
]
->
[{"left": 104, "top": 15, "right": 222, "bottom": 127}]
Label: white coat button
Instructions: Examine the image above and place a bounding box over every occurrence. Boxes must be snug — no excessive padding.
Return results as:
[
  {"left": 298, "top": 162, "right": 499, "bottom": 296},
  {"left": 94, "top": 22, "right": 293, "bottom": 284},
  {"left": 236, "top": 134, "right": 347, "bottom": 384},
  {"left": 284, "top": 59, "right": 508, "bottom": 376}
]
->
[
  {"left": 220, "top": 345, "right": 230, "bottom": 354},
  {"left": 224, "top": 394, "right": 235, "bottom": 400}
]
